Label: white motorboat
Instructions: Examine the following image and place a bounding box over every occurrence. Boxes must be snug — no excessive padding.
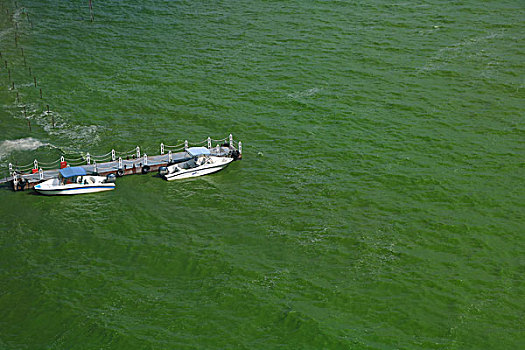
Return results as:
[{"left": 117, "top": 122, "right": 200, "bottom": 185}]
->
[
  {"left": 34, "top": 166, "right": 116, "bottom": 195},
  {"left": 158, "top": 146, "right": 234, "bottom": 181}
]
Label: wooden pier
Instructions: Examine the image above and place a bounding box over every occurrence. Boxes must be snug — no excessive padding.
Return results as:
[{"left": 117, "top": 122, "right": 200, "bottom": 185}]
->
[{"left": 1, "top": 135, "right": 242, "bottom": 191}]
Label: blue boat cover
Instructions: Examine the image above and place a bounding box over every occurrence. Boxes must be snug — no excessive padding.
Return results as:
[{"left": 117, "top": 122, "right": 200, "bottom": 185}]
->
[
  {"left": 59, "top": 166, "right": 87, "bottom": 178},
  {"left": 187, "top": 147, "right": 211, "bottom": 157}
]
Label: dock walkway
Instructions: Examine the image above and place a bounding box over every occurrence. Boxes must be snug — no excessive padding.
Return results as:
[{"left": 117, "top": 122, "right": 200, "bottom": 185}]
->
[{"left": 1, "top": 135, "right": 242, "bottom": 191}]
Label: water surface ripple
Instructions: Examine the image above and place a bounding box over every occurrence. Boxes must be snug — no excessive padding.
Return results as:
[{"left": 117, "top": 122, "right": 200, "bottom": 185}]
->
[{"left": 0, "top": 0, "right": 524, "bottom": 348}]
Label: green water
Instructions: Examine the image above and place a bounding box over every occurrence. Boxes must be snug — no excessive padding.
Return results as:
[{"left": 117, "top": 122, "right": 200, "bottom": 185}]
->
[{"left": 1, "top": 0, "right": 524, "bottom": 348}]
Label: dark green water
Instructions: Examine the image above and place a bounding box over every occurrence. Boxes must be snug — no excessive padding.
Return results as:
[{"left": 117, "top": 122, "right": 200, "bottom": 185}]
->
[{"left": 1, "top": 0, "right": 524, "bottom": 348}]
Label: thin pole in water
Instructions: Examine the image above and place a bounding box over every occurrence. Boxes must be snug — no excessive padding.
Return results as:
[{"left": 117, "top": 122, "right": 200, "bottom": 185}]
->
[{"left": 89, "top": 0, "right": 94, "bottom": 22}]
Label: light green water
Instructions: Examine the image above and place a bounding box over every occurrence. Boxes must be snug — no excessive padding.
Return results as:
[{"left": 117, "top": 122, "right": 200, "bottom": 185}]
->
[{"left": 0, "top": 0, "right": 524, "bottom": 348}]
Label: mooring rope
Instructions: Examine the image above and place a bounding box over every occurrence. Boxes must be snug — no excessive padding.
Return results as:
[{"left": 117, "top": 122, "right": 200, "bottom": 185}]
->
[
  {"left": 90, "top": 151, "right": 113, "bottom": 159},
  {"left": 16, "top": 161, "right": 36, "bottom": 169},
  {"left": 90, "top": 155, "right": 112, "bottom": 162},
  {"left": 115, "top": 148, "right": 137, "bottom": 156},
  {"left": 63, "top": 155, "right": 84, "bottom": 161},
  {"left": 40, "top": 164, "right": 60, "bottom": 170},
  {"left": 164, "top": 142, "right": 185, "bottom": 149},
  {"left": 37, "top": 158, "right": 61, "bottom": 166},
  {"left": 16, "top": 165, "right": 34, "bottom": 172},
  {"left": 67, "top": 159, "right": 86, "bottom": 166}
]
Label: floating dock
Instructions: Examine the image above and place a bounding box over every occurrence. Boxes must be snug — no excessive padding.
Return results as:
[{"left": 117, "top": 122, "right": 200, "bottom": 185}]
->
[{"left": 1, "top": 135, "right": 242, "bottom": 191}]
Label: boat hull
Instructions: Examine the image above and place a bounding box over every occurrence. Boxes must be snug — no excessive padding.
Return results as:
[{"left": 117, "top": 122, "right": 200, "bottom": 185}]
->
[
  {"left": 34, "top": 176, "right": 116, "bottom": 195},
  {"left": 163, "top": 157, "right": 233, "bottom": 181},
  {"left": 34, "top": 184, "right": 115, "bottom": 195}
]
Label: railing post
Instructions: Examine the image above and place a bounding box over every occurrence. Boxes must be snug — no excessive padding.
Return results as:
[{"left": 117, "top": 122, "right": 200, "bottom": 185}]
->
[
  {"left": 136, "top": 146, "right": 140, "bottom": 159},
  {"left": 239, "top": 141, "right": 242, "bottom": 154},
  {"left": 207, "top": 137, "right": 211, "bottom": 149},
  {"left": 160, "top": 143, "right": 164, "bottom": 155},
  {"left": 111, "top": 149, "right": 116, "bottom": 161},
  {"left": 86, "top": 153, "right": 90, "bottom": 165}
]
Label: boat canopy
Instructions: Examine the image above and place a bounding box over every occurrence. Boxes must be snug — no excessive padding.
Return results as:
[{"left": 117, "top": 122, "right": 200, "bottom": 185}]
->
[
  {"left": 59, "top": 166, "right": 87, "bottom": 178},
  {"left": 187, "top": 147, "right": 211, "bottom": 157}
]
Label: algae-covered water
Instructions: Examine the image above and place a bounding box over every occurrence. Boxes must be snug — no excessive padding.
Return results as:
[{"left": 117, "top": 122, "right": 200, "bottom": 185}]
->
[{"left": 0, "top": 0, "right": 524, "bottom": 348}]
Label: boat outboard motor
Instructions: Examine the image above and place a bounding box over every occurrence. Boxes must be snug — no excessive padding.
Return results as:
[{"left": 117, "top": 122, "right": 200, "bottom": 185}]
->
[
  {"left": 16, "top": 176, "right": 27, "bottom": 190},
  {"left": 105, "top": 173, "right": 117, "bottom": 183},
  {"left": 158, "top": 166, "right": 168, "bottom": 176},
  {"left": 231, "top": 150, "right": 240, "bottom": 161}
]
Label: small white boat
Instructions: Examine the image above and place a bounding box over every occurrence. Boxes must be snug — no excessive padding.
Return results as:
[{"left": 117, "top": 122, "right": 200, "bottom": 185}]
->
[
  {"left": 34, "top": 166, "right": 116, "bottom": 195},
  {"left": 158, "top": 146, "right": 234, "bottom": 181}
]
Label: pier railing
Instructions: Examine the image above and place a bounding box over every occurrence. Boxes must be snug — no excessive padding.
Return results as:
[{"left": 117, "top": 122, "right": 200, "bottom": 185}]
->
[{"left": 3, "top": 134, "right": 242, "bottom": 177}]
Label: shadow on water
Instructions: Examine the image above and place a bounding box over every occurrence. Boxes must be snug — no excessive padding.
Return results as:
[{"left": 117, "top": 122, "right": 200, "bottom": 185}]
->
[
  {"left": 0, "top": 183, "right": 13, "bottom": 192},
  {"left": 0, "top": 182, "right": 39, "bottom": 195},
  {"left": 25, "top": 190, "right": 41, "bottom": 196}
]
